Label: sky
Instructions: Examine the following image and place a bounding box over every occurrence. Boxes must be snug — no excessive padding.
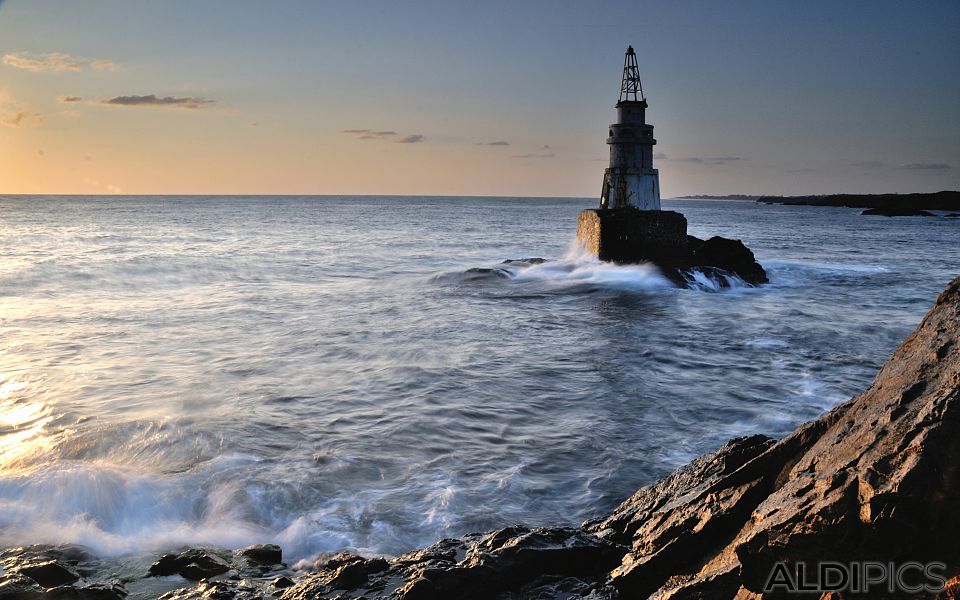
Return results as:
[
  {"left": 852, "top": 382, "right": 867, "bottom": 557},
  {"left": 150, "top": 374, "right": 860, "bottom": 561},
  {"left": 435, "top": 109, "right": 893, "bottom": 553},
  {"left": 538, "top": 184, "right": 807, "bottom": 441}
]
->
[{"left": 1, "top": 0, "right": 958, "bottom": 197}]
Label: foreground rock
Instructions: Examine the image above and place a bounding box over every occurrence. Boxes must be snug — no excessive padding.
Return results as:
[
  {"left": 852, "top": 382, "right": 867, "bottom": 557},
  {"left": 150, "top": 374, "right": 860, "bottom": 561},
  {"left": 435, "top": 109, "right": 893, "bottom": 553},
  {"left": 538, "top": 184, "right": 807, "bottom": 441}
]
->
[
  {"left": 590, "top": 276, "right": 960, "bottom": 598},
  {"left": 576, "top": 208, "right": 768, "bottom": 287},
  {"left": 0, "top": 546, "right": 125, "bottom": 600},
  {"left": 279, "top": 527, "right": 623, "bottom": 600},
  {"left": 148, "top": 549, "right": 230, "bottom": 580}
]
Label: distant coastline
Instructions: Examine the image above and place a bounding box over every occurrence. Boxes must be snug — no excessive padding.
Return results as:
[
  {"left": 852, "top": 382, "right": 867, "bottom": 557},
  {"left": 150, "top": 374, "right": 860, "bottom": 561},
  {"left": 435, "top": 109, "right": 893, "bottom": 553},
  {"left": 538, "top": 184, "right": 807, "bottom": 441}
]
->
[
  {"left": 669, "top": 194, "right": 759, "bottom": 200},
  {"left": 755, "top": 190, "right": 960, "bottom": 211}
]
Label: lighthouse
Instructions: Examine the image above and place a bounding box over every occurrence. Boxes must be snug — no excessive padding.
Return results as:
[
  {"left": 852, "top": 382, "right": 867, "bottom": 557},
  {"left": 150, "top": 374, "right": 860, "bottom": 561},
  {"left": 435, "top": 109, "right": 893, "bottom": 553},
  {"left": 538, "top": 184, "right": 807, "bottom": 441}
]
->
[
  {"left": 574, "top": 46, "right": 768, "bottom": 286},
  {"left": 600, "top": 46, "right": 660, "bottom": 211}
]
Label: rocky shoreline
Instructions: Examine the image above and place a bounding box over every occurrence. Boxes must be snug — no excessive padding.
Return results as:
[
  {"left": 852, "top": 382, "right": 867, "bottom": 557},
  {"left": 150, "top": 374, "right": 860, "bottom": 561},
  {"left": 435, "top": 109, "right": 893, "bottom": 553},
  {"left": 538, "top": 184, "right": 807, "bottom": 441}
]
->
[{"left": 3, "top": 278, "right": 958, "bottom": 599}]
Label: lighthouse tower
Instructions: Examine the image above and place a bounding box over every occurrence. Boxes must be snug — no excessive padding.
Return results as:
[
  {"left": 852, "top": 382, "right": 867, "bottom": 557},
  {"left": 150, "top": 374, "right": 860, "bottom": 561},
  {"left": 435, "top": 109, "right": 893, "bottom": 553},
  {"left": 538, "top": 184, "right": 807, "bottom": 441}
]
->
[{"left": 600, "top": 46, "right": 660, "bottom": 211}]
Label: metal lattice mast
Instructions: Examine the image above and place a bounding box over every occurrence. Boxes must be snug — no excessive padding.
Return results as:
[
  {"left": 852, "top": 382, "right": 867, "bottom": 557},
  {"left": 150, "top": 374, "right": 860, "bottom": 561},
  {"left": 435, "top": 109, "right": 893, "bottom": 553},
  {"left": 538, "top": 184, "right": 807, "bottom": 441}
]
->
[{"left": 619, "top": 46, "right": 644, "bottom": 103}]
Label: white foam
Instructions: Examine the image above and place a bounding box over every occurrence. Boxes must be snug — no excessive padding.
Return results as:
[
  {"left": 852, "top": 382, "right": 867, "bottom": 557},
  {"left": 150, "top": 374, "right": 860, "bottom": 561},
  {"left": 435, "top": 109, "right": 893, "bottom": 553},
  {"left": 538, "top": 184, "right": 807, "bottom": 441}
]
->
[{"left": 502, "top": 242, "right": 673, "bottom": 291}]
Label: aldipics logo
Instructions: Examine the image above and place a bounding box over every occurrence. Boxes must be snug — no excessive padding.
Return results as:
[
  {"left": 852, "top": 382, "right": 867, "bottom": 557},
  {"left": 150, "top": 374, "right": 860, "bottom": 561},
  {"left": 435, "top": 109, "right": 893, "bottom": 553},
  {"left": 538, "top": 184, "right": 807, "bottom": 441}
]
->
[{"left": 763, "top": 561, "right": 947, "bottom": 595}]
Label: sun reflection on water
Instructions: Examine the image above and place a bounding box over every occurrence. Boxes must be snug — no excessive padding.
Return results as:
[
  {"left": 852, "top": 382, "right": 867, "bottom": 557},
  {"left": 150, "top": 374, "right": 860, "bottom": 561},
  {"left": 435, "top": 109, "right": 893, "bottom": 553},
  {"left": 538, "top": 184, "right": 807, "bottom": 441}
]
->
[{"left": 0, "top": 374, "right": 58, "bottom": 475}]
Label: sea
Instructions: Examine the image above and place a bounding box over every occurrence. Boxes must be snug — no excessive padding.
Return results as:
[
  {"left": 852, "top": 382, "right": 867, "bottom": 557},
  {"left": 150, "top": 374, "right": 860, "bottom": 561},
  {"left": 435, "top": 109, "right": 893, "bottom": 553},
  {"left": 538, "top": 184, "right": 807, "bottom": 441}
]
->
[{"left": 1, "top": 195, "right": 957, "bottom": 565}]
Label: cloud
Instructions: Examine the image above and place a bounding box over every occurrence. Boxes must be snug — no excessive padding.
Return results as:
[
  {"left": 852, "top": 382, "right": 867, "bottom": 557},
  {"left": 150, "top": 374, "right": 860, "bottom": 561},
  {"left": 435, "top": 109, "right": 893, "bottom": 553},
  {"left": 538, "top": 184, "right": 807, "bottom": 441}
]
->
[
  {"left": 674, "top": 156, "right": 741, "bottom": 165},
  {"left": 653, "top": 152, "right": 668, "bottom": 160},
  {"left": 844, "top": 159, "right": 885, "bottom": 168},
  {"left": 58, "top": 95, "right": 83, "bottom": 103},
  {"left": 83, "top": 176, "right": 122, "bottom": 194},
  {"left": 477, "top": 140, "right": 510, "bottom": 146},
  {"left": 342, "top": 128, "right": 422, "bottom": 143},
  {"left": 101, "top": 94, "right": 216, "bottom": 109},
  {"left": 89, "top": 59, "right": 119, "bottom": 71},
  {"left": 0, "top": 92, "right": 42, "bottom": 127},
  {"left": 901, "top": 162, "right": 951, "bottom": 171},
  {"left": 342, "top": 129, "right": 397, "bottom": 138},
  {"left": 512, "top": 153, "right": 555, "bottom": 159},
  {"left": 3, "top": 51, "right": 118, "bottom": 73}
]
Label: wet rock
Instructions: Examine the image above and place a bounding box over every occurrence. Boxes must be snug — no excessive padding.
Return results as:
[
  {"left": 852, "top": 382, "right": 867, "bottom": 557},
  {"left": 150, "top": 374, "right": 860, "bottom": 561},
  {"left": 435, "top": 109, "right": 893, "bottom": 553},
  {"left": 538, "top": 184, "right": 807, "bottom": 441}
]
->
[
  {"left": 501, "top": 258, "right": 547, "bottom": 265},
  {"left": 238, "top": 545, "right": 281, "bottom": 566},
  {"left": 278, "top": 527, "right": 622, "bottom": 600},
  {"left": 687, "top": 236, "right": 768, "bottom": 285},
  {"left": 464, "top": 267, "right": 511, "bottom": 280},
  {"left": 0, "top": 574, "right": 44, "bottom": 600},
  {"left": 15, "top": 562, "right": 80, "bottom": 589},
  {"left": 148, "top": 549, "right": 230, "bottom": 581},
  {"left": 270, "top": 577, "right": 294, "bottom": 589},
  {"left": 861, "top": 207, "right": 934, "bottom": 216},
  {"left": 43, "top": 583, "right": 127, "bottom": 600}
]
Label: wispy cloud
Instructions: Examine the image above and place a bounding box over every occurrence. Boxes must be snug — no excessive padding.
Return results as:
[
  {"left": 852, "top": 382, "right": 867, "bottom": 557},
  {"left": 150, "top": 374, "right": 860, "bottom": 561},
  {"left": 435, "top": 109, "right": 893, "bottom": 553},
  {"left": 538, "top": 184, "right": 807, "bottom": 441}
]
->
[
  {"left": 0, "top": 92, "right": 42, "bottom": 127},
  {"left": 58, "top": 95, "right": 83, "bottom": 103},
  {"left": 653, "top": 152, "right": 668, "bottom": 160},
  {"left": 512, "top": 152, "right": 555, "bottom": 159},
  {"left": 101, "top": 94, "right": 216, "bottom": 109},
  {"left": 342, "top": 128, "right": 397, "bottom": 138},
  {"left": 673, "top": 156, "right": 741, "bottom": 165},
  {"left": 843, "top": 159, "right": 885, "bottom": 168},
  {"left": 396, "top": 134, "right": 425, "bottom": 144},
  {"left": 82, "top": 177, "right": 123, "bottom": 194},
  {"left": 477, "top": 140, "right": 510, "bottom": 146},
  {"left": 3, "top": 51, "right": 119, "bottom": 73},
  {"left": 901, "top": 162, "right": 951, "bottom": 171}
]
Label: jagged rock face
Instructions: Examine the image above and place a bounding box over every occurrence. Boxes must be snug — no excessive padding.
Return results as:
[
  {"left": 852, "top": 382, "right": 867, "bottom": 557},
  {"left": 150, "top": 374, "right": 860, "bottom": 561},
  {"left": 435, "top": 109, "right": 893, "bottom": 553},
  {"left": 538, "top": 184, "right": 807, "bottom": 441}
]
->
[
  {"left": 278, "top": 527, "right": 624, "bottom": 600},
  {"left": 732, "top": 276, "right": 960, "bottom": 592},
  {"left": 590, "top": 277, "right": 960, "bottom": 598}
]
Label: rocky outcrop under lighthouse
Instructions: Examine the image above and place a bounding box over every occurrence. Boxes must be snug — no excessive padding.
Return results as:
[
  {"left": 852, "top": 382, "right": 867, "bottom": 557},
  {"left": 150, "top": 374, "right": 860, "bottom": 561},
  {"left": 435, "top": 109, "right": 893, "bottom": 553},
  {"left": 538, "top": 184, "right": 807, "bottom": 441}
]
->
[{"left": 576, "top": 208, "right": 769, "bottom": 287}]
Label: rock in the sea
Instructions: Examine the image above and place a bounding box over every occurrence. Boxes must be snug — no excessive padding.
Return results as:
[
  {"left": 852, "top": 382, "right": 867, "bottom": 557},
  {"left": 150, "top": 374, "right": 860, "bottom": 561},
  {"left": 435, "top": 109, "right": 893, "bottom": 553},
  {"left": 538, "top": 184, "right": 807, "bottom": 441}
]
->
[
  {"left": 575, "top": 208, "right": 768, "bottom": 287},
  {"left": 43, "top": 583, "right": 127, "bottom": 600},
  {"left": 148, "top": 549, "right": 230, "bottom": 581},
  {"left": 687, "top": 236, "right": 768, "bottom": 285},
  {"left": 862, "top": 207, "right": 934, "bottom": 217},
  {"left": 238, "top": 544, "right": 281, "bottom": 566},
  {"left": 0, "top": 574, "right": 45, "bottom": 600},
  {"left": 15, "top": 561, "right": 81, "bottom": 588}
]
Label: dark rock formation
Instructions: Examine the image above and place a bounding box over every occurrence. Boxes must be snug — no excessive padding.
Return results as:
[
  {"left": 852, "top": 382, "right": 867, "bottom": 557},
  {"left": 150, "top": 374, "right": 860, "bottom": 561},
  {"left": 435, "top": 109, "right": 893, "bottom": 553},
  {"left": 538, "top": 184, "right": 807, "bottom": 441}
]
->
[
  {"left": 43, "top": 584, "right": 126, "bottom": 600},
  {"left": 278, "top": 527, "right": 623, "bottom": 600},
  {"left": 862, "top": 207, "right": 935, "bottom": 217},
  {"left": 15, "top": 562, "right": 80, "bottom": 589},
  {"left": 148, "top": 549, "right": 230, "bottom": 581},
  {"left": 0, "top": 546, "right": 125, "bottom": 600},
  {"left": 686, "top": 236, "right": 768, "bottom": 286},
  {"left": 238, "top": 544, "right": 281, "bottom": 566},
  {"left": 576, "top": 208, "right": 768, "bottom": 286},
  {"left": 0, "top": 574, "right": 45, "bottom": 599}
]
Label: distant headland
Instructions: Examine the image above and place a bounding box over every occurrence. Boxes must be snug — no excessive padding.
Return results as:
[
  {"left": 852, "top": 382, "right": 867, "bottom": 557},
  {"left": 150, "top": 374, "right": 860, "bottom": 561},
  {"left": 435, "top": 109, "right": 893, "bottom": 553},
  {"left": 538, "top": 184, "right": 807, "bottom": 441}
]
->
[{"left": 756, "top": 190, "right": 960, "bottom": 217}]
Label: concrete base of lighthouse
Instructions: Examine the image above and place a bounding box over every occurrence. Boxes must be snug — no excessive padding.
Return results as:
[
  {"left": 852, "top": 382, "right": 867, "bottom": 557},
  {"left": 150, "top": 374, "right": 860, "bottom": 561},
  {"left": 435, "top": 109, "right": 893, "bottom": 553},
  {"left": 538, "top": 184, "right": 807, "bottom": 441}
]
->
[
  {"left": 577, "top": 208, "right": 687, "bottom": 264},
  {"left": 575, "top": 208, "right": 769, "bottom": 286}
]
